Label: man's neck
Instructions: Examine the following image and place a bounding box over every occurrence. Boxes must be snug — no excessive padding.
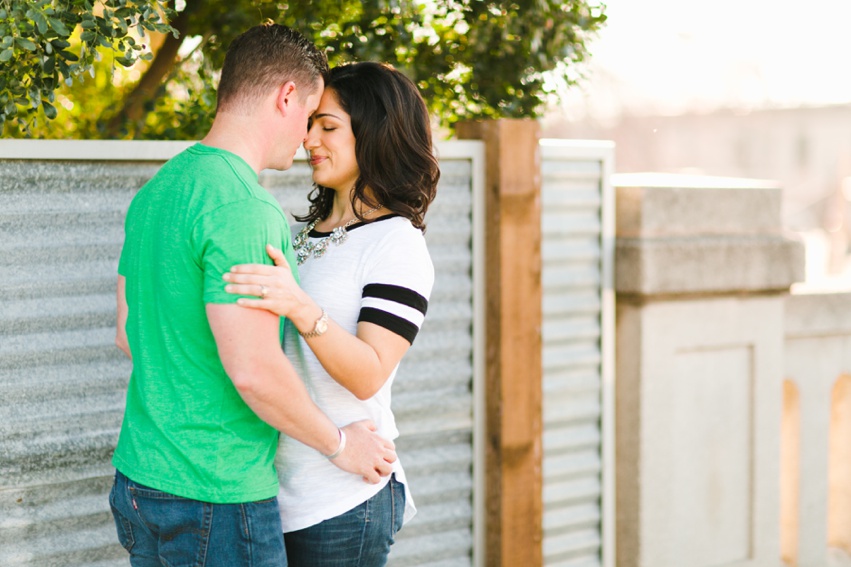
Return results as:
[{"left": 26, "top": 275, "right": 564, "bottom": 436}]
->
[{"left": 202, "top": 113, "right": 268, "bottom": 174}]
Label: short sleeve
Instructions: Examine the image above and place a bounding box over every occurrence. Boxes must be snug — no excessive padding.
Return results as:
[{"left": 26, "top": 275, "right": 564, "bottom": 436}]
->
[
  {"left": 192, "top": 199, "right": 298, "bottom": 304},
  {"left": 118, "top": 240, "right": 130, "bottom": 277},
  {"left": 357, "top": 226, "right": 434, "bottom": 344}
]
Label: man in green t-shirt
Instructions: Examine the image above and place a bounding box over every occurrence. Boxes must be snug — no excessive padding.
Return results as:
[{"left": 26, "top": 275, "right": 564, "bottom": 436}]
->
[{"left": 109, "top": 23, "right": 396, "bottom": 567}]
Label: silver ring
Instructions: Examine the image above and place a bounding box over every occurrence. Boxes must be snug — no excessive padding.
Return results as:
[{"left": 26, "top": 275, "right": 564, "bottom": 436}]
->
[{"left": 259, "top": 285, "right": 268, "bottom": 299}]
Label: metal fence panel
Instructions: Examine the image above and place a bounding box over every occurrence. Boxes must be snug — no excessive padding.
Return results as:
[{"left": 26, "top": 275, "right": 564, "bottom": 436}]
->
[
  {"left": 0, "top": 141, "right": 482, "bottom": 567},
  {"left": 540, "top": 141, "right": 615, "bottom": 567}
]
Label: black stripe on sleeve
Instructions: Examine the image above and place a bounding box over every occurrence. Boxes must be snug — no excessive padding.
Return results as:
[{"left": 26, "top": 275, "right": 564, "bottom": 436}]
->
[
  {"left": 358, "top": 307, "right": 420, "bottom": 344},
  {"left": 362, "top": 283, "right": 428, "bottom": 314}
]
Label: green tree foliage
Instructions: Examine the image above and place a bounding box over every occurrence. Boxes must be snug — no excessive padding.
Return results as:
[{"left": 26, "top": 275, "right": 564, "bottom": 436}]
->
[
  {"left": 2, "top": 0, "right": 606, "bottom": 139},
  {"left": 0, "top": 0, "right": 175, "bottom": 134}
]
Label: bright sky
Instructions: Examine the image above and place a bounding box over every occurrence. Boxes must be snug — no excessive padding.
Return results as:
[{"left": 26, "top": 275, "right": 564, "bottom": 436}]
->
[{"left": 558, "top": 0, "right": 851, "bottom": 120}]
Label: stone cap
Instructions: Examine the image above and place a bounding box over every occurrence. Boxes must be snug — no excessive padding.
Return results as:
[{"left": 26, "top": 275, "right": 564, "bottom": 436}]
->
[
  {"left": 614, "top": 173, "right": 804, "bottom": 296},
  {"left": 614, "top": 172, "right": 781, "bottom": 238},
  {"left": 617, "top": 234, "right": 805, "bottom": 296},
  {"left": 786, "top": 289, "right": 851, "bottom": 337}
]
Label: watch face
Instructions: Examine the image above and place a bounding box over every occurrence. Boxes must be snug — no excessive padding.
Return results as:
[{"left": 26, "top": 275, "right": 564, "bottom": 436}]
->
[{"left": 316, "top": 317, "right": 328, "bottom": 334}]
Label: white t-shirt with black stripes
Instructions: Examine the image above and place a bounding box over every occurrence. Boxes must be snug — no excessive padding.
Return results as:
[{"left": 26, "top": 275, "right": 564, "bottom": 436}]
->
[{"left": 276, "top": 214, "right": 433, "bottom": 533}]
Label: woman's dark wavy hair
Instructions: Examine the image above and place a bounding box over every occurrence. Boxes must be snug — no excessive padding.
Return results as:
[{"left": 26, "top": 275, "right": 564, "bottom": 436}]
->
[{"left": 295, "top": 62, "right": 440, "bottom": 231}]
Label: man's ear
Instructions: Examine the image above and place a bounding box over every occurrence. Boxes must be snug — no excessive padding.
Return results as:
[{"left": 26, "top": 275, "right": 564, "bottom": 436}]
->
[{"left": 276, "top": 81, "right": 298, "bottom": 117}]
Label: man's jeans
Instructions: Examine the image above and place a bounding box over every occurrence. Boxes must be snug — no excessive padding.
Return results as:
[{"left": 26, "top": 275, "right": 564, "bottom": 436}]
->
[
  {"left": 109, "top": 470, "right": 286, "bottom": 567},
  {"left": 284, "top": 474, "right": 405, "bottom": 567}
]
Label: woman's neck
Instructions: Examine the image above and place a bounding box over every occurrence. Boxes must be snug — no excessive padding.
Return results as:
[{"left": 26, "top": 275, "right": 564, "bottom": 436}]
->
[{"left": 321, "top": 195, "right": 355, "bottom": 228}]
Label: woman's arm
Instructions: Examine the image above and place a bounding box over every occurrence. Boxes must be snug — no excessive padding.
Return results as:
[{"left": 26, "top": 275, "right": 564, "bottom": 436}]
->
[
  {"left": 289, "top": 302, "right": 412, "bottom": 400},
  {"left": 223, "top": 245, "right": 412, "bottom": 400}
]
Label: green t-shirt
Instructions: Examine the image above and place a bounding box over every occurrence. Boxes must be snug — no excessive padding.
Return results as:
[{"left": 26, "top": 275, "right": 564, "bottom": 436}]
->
[{"left": 114, "top": 143, "right": 299, "bottom": 503}]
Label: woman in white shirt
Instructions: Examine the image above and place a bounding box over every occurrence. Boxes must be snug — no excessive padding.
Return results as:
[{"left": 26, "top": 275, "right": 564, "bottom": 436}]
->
[{"left": 223, "top": 61, "right": 439, "bottom": 566}]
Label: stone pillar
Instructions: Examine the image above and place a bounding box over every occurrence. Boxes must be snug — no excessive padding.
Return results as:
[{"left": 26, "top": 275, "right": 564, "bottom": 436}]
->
[
  {"left": 784, "top": 292, "right": 851, "bottom": 567},
  {"left": 614, "top": 173, "right": 804, "bottom": 567},
  {"left": 457, "top": 119, "right": 543, "bottom": 567}
]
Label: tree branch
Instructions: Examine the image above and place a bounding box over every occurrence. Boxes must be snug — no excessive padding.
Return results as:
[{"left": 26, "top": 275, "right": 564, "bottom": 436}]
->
[{"left": 102, "top": 5, "right": 196, "bottom": 138}]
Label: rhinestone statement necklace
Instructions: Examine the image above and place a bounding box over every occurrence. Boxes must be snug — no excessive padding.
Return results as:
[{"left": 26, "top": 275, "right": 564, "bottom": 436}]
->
[{"left": 293, "top": 205, "right": 382, "bottom": 265}]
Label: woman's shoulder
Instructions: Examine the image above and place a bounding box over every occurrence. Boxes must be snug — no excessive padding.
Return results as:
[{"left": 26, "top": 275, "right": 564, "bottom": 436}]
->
[
  {"left": 367, "top": 216, "right": 428, "bottom": 250},
  {"left": 365, "top": 216, "right": 432, "bottom": 272},
  {"left": 369, "top": 215, "right": 423, "bottom": 237}
]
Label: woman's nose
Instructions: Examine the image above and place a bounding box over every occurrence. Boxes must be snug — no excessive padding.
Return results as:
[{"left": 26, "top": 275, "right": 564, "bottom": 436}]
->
[{"left": 303, "top": 131, "right": 318, "bottom": 148}]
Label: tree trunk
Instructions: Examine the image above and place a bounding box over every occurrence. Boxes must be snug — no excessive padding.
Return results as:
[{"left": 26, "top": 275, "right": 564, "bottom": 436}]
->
[{"left": 103, "top": 6, "right": 196, "bottom": 138}]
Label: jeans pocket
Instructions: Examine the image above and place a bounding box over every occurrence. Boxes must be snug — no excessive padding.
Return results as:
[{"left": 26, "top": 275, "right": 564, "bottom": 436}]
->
[{"left": 109, "top": 481, "right": 136, "bottom": 552}]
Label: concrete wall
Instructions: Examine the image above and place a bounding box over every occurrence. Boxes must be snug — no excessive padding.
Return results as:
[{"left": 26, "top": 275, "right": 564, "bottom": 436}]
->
[{"left": 614, "top": 173, "right": 804, "bottom": 567}]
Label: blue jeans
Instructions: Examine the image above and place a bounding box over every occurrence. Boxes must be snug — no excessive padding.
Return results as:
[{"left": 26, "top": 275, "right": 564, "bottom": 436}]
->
[
  {"left": 109, "top": 470, "right": 286, "bottom": 567},
  {"left": 284, "top": 474, "right": 406, "bottom": 567}
]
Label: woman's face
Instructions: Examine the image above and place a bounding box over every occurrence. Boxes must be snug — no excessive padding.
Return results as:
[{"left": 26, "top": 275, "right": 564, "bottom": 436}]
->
[{"left": 304, "top": 89, "right": 359, "bottom": 192}]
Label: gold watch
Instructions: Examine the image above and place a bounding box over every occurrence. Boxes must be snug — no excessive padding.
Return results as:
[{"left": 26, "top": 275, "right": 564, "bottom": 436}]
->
[{"left": 300, "top": 308, "right": 329, "bottom": 339}]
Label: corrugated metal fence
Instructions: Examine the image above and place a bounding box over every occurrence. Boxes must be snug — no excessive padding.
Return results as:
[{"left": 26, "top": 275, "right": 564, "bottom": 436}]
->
[
  {"left": 0, "top": 140, "right": 484, "bottom": 567},
  {"left": 0, "top": 138, "right": 613, "bottom": 567},
  {"left": 540, "top": 140, "right": 615, "bottom": 567}
]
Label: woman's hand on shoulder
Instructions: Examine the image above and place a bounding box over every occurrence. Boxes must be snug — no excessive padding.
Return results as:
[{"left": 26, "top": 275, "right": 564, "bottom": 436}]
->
[{"left": 223, "top": 244, "right": 309, "bottom": 318}]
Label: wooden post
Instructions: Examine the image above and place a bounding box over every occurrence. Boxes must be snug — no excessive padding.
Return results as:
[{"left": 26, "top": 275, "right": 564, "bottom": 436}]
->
[{"left": 457, "top": 119, "right": 543, "bottom": 567}]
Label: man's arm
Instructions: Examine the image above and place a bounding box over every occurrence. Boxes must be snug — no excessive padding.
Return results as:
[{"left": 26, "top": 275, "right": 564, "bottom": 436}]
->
[
  {"left": 206, "top": 303, "right": 395, "bottom": 483},
  {"left": 115, "top": 276, "right": 131, "bottom": 359}
]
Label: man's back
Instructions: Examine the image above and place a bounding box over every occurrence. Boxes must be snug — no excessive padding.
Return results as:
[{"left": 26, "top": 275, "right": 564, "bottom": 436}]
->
[{"left": 114, "top": 144, "right": 296, "bottom": 503}]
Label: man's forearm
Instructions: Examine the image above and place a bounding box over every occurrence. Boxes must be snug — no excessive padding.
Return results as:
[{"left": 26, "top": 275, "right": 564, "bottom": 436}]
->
[
  {"left": 229, "top": 352, "right": 340, "bottom": 456},
  {"left": 207, "top": 303, "right": 340, "bottom": 456}
]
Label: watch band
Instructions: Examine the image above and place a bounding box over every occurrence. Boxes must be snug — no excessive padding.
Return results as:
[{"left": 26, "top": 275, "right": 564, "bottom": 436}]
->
[{"left": 300, "top": 308, "right": 328, "bottom": 339}]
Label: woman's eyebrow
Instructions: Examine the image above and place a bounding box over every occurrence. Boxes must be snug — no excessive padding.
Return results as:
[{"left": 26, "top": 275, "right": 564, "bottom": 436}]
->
[{"left": 313, "top": 112, "right": 343, "bottom": 121}]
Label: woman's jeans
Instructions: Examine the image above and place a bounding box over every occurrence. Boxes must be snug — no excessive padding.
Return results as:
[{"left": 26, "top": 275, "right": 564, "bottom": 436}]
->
[
  {"left": 284, "top": 474, "right": 406, "bottom": 567},
  {"left": 109, "top": 470, "right": 286, "bottom": 567}
]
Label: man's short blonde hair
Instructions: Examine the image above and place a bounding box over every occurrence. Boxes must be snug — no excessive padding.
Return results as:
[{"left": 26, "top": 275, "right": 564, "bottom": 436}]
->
[{"left": 216, "top": 22, "right": 329, "bottom": 113}]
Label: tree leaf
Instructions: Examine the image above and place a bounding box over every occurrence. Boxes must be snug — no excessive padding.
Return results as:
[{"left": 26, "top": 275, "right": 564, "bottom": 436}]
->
[
  {"left": 48, "top": 17, "right": 71, "bottom": 37},
  {"left": 0, "top": 49, "right": 13, "bottom": 62},
  {"left": 29, "top": 87, "right": 41, "bottom": 108},
  {"left": 42, "top": 100, "right": 57, "bottom": 119},
  {"left": 29, "top": 10, "right": 49, "bottom": 35},
  {"left": 15, "top": 37, "right": 37, "bottom": 51}
]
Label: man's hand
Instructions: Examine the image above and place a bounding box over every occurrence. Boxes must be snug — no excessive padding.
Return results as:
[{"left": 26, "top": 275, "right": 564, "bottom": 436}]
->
[{"left": 331, "top": 420, "right": 397, "bottom": 484}]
